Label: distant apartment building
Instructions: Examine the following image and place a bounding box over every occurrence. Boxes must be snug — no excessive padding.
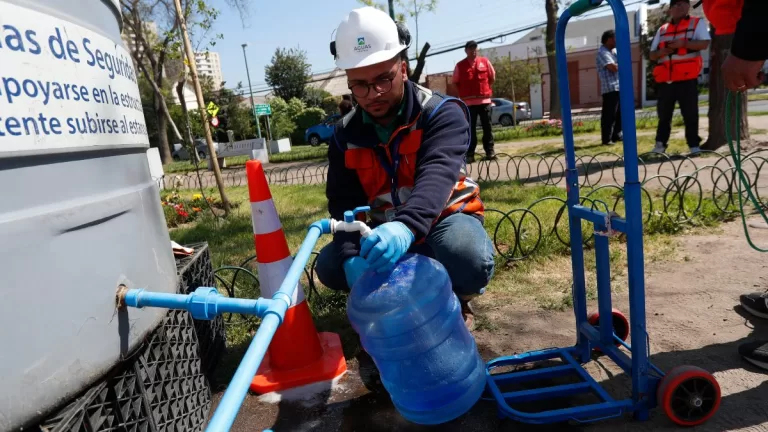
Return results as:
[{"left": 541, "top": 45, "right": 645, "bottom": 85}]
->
[
  {"left": 195, "top": 51, "right": 224, "bottom": 88},
  {"left": 121, "top": 21, "right": 157, "bottom": 56}
]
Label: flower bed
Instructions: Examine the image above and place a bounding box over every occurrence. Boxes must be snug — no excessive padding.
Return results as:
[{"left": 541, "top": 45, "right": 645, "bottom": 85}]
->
[{"left": 162, "top": 192, "right": 215, "bottom": 228}]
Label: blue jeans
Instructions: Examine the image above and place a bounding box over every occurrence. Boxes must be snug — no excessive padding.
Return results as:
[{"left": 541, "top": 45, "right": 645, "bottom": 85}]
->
[{"left": 315, "top": 213, "right": 496, "bottom": 298}]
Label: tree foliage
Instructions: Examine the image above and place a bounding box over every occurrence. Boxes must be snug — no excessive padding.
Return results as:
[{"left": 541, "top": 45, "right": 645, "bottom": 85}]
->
[
  {"left": 269, "top": 97, "right": 326, "bottom": 145},
  {"left": 265, "top": 47, "right": 312, "bottom": 101},
  {"left": 487, "top": 51, "right": 542, "bottom": 103},
  {"left": 121, "top": 0, "right": 226, "bottom": 163},
  {"left": 303, "top": 87, "right": 333, "bottom": 109},
  {"left": 396, "top": 0, "right": 438, "bottom": 58}
]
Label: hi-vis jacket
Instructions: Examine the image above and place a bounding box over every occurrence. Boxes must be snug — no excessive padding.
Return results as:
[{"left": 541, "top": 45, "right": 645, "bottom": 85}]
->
[
  {"left": 653, "top": 16, "right": 704, "bottom": 83},
  {"left": 327, "top": 81, "right": 483, "bottom": 261}
]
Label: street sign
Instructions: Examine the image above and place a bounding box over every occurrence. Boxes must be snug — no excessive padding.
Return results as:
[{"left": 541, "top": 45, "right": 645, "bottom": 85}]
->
[
  {"left": 254, "top": 103, "right": 272, "bottom": 116},
  {"left": 210, "top": 116, "right": 220, "bottom": 128},
  {"left": 206, "top": 101, "right": 220, "bottom": 117}
]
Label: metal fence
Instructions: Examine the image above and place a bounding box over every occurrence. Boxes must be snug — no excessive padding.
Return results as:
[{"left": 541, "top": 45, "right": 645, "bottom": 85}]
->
[{"left": 159, "top": 148, "right": 768, "bottom": 271}]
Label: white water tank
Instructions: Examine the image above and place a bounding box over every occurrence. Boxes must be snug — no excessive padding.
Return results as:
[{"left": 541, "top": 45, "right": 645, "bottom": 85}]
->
[{"left": 0, "top": 0, "right": 177, "bottom": 429}]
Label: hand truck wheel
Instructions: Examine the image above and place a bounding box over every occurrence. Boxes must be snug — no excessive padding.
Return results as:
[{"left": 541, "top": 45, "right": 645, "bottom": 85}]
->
[
  {"left": 657, "top": 365, "right": 721, "bottom": 426},
  {"left": 587, "top": 308, "right": 629, "bottom": 351}
]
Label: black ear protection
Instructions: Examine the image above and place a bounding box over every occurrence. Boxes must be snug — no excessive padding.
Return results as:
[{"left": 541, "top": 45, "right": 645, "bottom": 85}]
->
[
  {"left": 396, "top": 22, "right": 412, "bottom": 49},
  {"left": 329, "top": 21, "right": 412, "bottom": 60}
]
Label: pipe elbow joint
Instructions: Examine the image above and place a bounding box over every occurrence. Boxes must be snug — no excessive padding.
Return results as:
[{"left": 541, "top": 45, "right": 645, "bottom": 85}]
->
[
  {"left": 309, "top": 219, "right": 331, "bottom": 235},
  {"left": 331, "top": 220, "right": 372, "bottom": 237}
]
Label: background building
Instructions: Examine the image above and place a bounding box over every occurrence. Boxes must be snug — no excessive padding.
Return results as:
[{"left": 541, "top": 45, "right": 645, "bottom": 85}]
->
[
  {"left": 195, "top": 51, "right": 224, "bottom": 88},
  {"left": 425, "top": 4, "right": 710, "bottom": 115}
]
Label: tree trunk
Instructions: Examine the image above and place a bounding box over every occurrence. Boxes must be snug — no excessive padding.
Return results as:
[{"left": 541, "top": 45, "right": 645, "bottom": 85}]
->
[
  {"left": 173, "top": 0, "right": 231, "bottom": 216},
  {"left": 153, "top": 93, "right": 173, "bottom": 164},
  {"left": 414, "top": 10, "right": 419, "bottom": 60},
  {"left": 702, "top": 32, "right": 749, "bottom": 150},
  {"left": 545, "top": 0, "right": 561, "bottom": 119},
  {"left": 134, "top": 57, "right": 185, "bottom": 147}
]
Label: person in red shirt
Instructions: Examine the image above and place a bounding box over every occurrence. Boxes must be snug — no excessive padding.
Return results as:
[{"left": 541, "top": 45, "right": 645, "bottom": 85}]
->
[{"left": 452, "top": 41, "right": 496, "bottom": 162}]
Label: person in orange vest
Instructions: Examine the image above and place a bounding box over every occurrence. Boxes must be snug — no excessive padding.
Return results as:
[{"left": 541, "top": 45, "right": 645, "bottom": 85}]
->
[
  {"left": 452, "top": 41, "right": 496, "bottom": 163},
  {"left": 649, "top": 0, "right": 711, "bottom": 156},
  {"left": 317, "top": 7, "right": 495, "bottom": 330}
]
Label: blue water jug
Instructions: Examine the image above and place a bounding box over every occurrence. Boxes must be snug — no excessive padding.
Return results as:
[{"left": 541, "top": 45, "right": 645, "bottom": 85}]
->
[{"left": 347, "top": 253, "right": 486, "bottom": 425}]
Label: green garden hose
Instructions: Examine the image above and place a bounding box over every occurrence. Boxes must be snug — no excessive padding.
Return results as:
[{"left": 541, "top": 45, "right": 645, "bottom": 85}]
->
[{"left": 725, "top": 90, "right": 768, "bottom": 252}]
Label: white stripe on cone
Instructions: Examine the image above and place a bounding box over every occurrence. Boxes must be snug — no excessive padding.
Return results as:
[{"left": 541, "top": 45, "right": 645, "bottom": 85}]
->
[
  {"left": 250, "top": 200, "right": 282, "bottom": 235},
  {"left": 257, "top": 255, "right": 305, "bottom": 305}
]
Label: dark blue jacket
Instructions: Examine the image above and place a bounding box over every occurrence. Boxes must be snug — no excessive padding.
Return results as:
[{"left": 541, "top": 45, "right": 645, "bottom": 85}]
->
[{"left": 327, "top": 81, "right": 472, "bottom": 262}]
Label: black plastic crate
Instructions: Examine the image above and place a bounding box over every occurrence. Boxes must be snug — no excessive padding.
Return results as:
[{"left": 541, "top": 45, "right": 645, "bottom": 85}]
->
[{"left": 37, "top": 243, "right": 223, "bottom": 432}]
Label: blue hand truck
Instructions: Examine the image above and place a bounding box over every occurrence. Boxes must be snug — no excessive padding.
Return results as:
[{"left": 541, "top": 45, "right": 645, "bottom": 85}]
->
[{"left": 485, "top": 0, "right": 721, "bottom": 426}]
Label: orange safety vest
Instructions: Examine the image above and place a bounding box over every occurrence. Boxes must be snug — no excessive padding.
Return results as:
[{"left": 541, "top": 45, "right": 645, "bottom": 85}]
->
[
  {"left": 653, "top": 16, "right": 704, "bottom": 83},
  {"left": 343, "top": 87, "right": 484, "bottom": 226}
]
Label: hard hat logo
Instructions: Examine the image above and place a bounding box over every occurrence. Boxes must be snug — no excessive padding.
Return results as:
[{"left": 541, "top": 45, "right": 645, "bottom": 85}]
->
[{"left": 354, "top": 37, "right": 372, "bottom": 54}]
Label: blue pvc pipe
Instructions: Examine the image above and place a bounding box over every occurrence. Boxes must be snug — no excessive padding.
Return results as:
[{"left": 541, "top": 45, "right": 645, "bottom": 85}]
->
[
  {"left": 206, "top": 220, "right": 329, "bottom": 432},
  {"left": 124, "top": 288, "right": 273, "bottom": 320}
]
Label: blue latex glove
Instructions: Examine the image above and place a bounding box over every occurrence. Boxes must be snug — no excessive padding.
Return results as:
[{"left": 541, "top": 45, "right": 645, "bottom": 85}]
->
[
  {"left": 359, "top": 222, "right": 415, "bottom": 273},
  {"left": 343, "top": 256, "right": 369, "bottom": 289}
]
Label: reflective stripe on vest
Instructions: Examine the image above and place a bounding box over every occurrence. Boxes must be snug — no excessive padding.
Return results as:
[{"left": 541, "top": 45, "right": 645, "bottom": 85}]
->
[
  {"left": 344, "top": 87, "right": 484, "bottom": 224},
  {"left": 653, "top": 17, "right": 703, "bottom": 83}
]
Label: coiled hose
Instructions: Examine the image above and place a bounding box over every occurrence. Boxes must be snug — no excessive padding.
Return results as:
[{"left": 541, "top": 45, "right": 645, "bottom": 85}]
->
[{"left": 726, "top": 90, "right": 768, "bottom": 251}]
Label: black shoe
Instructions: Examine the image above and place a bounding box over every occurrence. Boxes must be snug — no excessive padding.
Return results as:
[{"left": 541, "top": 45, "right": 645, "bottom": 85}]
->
[
  {"left": 738, "top": 340, "right": 768, "bottom": 371},
  {"left": 483, "top": 151, "right": 497, "bottom": 161},
  {"left": 466, "top": 154, "right": 476, "bottom": 164},
  {"left": 740, "top": 292, "right": 768, "bottom": 319},
  {"left": 611, "top": 133, "right": 623, "bottom": 143},
  {"left": 602, "top": 141, "right": 616, "bottom": 146}
]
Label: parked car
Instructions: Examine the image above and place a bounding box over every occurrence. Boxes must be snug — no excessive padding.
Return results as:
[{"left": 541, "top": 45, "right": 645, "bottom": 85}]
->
[
  {"left": 305, "top": 114, "right": 341, "bottom": 147},
  {"left": 490, "top": 98, "right": 531, "bottom": 126},
  {"left": 171, "top": 139, "right": 219, "bottom": 161}
]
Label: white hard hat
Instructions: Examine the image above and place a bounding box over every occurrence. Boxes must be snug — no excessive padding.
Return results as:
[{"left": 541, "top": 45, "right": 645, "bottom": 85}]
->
[{"left": 333, "top": 7, "right": 408, "bottom": 70}]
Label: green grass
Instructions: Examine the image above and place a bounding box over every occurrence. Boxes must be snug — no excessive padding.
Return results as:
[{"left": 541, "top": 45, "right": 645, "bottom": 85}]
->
[
  {"left": 506, "top": 134, "right": 691, "bottom": 157},
  {"left": 749, "top": 93, "right": 768, "bottom": 102},
  {"left": 751, "top": 111, "right": 768, "bottom": 117},
  {"left": 163, "top": 145, "right": 329, "bottom": 174},
  {"left": 495, "top": 114, "right": 676, "bottom": 144},
  {"left": 168, "top": 179, "right": 735, "bottom": 380},
  {"left": 698, "top": 92, "right": 768, "bottom": 106},
  {"left": 269, "top": 144, "right": 328, "bottom": 163}
]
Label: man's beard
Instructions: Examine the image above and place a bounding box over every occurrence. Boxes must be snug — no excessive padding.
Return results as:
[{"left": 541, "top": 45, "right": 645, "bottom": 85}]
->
[{"left": 366, "top": 102, "right": 400, "bottom": 120}]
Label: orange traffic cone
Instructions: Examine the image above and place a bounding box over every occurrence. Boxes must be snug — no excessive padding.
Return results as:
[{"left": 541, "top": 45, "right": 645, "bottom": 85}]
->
[{"left": 245, "top": 160, "right": 346, "bottom": 393}]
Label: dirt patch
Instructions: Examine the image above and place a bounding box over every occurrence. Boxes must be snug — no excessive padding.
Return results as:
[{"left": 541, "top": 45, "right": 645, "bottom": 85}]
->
[{"left": 212, "top": 218, "right": 768, "bottom": 431}]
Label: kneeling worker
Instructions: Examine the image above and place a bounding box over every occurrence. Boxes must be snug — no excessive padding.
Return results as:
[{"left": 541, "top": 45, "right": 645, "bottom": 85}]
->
[{"left": 315, "top": 7, "right": 496, "bottom": 330}]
